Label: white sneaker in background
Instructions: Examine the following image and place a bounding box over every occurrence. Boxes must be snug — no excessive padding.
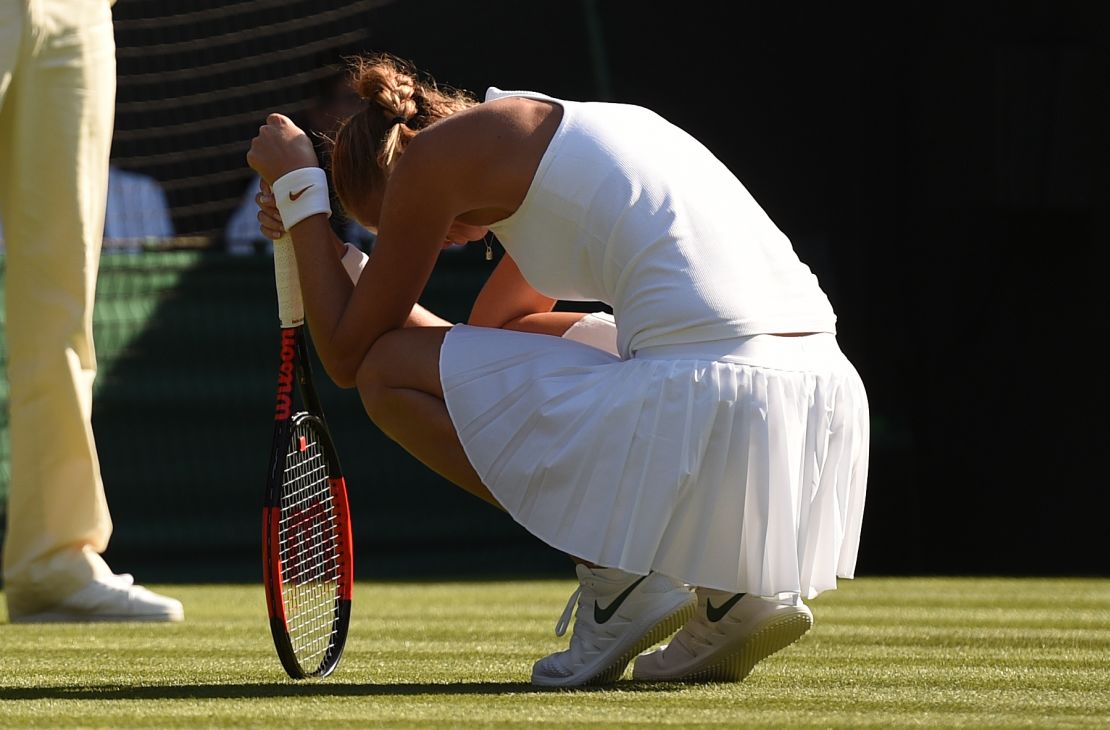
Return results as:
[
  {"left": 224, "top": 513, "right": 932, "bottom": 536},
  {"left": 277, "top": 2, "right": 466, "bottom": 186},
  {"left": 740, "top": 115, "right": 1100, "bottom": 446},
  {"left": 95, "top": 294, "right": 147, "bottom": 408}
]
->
[
  {"left": 531, "top": 564, "right": 696, "bottom": 687},
  {"left": 8, "top": 573, "right": 184, "bottom": 623},
  {"left": 632, "top": 588, "right": 812, "bottom": 683}
]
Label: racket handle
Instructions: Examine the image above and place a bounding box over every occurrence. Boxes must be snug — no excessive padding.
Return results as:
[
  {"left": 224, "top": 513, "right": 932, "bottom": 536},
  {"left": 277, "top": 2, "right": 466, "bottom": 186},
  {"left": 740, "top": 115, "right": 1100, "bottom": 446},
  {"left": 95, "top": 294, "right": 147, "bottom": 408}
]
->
[{"left": 273, "top": 234, "right": 305, "bottom": 328}]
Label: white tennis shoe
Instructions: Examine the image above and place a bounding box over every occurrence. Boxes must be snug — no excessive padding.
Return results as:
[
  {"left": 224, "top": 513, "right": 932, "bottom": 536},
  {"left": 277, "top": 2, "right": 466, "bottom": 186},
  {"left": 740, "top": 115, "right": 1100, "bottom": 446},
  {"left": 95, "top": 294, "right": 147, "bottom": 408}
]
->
[
  {"left": 632, "top": 588, "right": 812, "bottom": 682},
  {"left": 531, "top": 564, "right": 695, "bottom": 688},
  {"left": 8, "top": 572, "right": 184, "bottom": 623}
]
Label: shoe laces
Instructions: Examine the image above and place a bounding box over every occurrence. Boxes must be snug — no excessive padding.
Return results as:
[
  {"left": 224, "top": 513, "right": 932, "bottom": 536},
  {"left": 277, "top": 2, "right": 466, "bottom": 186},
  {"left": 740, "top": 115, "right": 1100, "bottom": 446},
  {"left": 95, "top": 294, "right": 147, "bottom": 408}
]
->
[
  {"left": 554, "top": 585, "right": 583, "bottom": 638},
  {"left": 553, "top": 585, "right": 610, "bottom": 662},
  {"left": 553, "top": 572, "right": 629, "bottom": 662}
]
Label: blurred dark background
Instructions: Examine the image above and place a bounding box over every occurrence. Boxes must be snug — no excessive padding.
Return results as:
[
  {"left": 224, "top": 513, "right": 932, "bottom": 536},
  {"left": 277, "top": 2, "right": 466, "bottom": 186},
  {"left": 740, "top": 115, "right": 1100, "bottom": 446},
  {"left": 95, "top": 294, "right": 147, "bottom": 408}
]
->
[{"left": 1, "top": 0, "right": 1106, "bottom": 583}]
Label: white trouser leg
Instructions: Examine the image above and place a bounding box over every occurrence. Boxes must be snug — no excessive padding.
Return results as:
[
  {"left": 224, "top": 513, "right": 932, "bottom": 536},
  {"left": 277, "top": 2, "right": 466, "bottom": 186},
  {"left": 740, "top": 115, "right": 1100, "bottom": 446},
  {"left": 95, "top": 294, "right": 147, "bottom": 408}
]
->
[{"left": 1, "top": 0, "right": 117, "bottom": 612}]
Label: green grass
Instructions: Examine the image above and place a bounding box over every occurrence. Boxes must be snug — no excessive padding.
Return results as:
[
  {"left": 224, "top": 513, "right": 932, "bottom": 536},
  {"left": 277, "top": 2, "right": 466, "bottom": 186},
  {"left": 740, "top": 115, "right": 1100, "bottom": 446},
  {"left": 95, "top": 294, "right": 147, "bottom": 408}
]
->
[{"left": 1, "top": 577, "right": 1108, "bottom": 728}]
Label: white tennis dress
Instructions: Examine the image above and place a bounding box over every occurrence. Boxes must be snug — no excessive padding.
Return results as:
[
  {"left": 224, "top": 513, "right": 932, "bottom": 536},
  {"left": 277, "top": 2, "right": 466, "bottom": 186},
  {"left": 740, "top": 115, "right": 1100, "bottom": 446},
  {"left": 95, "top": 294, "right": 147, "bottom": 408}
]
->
[{"left": 439, "top": 88, "right": 869, "bottom": 599}]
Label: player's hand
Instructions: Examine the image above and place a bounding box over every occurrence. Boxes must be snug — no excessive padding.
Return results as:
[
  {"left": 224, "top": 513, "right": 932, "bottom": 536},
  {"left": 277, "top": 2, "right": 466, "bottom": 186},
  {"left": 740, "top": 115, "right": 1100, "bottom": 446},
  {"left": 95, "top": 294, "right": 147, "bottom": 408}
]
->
[
  {"left": 255, "top": 178, "right": 285, "bottom": 240},
  {"left": 246, "top": 113, "right": 319, "bottom": 185}
]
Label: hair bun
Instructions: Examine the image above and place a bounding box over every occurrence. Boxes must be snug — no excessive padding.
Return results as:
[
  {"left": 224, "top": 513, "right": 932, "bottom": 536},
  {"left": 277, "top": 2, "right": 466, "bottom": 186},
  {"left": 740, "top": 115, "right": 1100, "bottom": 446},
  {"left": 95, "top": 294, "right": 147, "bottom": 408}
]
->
[{"left": 351, "top": 54, "right": 417, "bottom": 122}]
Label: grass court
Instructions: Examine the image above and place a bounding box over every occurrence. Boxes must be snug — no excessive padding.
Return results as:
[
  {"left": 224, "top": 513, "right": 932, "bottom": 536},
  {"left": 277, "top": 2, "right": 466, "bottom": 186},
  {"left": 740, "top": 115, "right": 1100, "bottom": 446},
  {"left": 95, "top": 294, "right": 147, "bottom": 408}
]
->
[{"left": 1, "top": 577, "right": 1108, "bottom": 728}]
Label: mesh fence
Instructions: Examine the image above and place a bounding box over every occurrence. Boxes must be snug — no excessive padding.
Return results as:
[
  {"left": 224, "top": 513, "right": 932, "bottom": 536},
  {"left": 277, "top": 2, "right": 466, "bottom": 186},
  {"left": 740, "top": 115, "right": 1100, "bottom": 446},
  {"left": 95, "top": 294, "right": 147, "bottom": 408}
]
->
[{"left": 110, "top": 0, "right": 393, "bottom": 241}]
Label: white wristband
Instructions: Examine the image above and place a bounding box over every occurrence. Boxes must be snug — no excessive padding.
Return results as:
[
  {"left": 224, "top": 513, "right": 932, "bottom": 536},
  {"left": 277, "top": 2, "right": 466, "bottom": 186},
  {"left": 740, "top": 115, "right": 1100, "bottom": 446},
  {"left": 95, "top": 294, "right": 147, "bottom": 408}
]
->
[
  {"left": 272, "top": 167, "right": 332, "bottom": 230},
  {"left": 340, "top": 242, "right": 369, "bottom": 283}
]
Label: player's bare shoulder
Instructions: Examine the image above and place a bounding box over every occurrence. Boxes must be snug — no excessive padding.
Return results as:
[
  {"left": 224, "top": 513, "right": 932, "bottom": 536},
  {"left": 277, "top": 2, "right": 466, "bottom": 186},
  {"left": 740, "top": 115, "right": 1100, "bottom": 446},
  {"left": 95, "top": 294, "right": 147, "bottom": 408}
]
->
[{"left": 404, "top": 97, "right": 562, "bottom": 213}]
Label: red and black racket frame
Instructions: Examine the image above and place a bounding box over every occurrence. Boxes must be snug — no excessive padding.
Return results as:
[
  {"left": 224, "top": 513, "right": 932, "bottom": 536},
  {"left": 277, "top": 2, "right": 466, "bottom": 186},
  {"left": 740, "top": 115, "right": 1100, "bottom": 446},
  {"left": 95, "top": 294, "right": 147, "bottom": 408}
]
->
[{"left": 262, "top": 325, "right": 354, "bottom": 679}]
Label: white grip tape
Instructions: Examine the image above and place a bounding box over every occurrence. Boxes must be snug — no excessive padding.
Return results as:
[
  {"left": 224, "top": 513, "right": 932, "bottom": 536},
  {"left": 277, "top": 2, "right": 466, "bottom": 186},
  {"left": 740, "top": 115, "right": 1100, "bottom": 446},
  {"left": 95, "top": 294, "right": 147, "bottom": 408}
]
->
[
  {"left": 273, "top": 234, "right": 304, "bottom": 328},
  {"left": 340, "top": 242, "right": 369, "bottom": 283},
  {"left": 272, "top": 167, "right": 332, "bottom": 230}
]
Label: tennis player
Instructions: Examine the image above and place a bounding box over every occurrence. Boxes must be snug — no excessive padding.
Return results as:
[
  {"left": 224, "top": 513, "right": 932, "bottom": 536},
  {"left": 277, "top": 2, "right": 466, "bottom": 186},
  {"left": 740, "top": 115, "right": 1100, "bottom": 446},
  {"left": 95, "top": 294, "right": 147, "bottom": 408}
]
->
[{"left": 247, "top": 53, "right": 869, "bottom": 687}]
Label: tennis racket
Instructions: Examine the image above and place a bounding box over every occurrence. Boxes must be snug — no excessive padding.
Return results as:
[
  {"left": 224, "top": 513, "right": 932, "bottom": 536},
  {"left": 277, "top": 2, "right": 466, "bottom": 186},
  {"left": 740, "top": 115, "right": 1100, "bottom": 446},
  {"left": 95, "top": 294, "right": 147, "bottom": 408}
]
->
[{"left": 262, "top": 233, "right": 354, "bottom": 679}]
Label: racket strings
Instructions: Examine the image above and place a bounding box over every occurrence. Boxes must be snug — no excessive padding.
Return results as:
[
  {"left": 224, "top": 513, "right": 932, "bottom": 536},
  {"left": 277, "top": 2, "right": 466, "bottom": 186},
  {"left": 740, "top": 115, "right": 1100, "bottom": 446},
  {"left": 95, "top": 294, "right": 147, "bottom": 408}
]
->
[{"left": 278, "top": 420, "right": 341, "bottom": 668}]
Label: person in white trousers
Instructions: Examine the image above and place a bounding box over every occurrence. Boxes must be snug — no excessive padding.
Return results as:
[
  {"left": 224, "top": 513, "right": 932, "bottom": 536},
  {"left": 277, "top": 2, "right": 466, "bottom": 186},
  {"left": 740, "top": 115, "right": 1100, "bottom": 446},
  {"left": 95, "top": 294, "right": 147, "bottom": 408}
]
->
[{"left": 0, "top": 0, "right": 182, "bottom": 622}]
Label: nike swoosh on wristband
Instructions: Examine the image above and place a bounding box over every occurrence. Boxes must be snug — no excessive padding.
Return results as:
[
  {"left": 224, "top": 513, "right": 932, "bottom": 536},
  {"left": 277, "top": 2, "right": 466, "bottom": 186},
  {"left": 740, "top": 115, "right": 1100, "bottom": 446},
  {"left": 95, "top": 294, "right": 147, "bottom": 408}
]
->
[
  {"left": 706, "top": 593, "right": 746, "bottom": 622},
  {"left": 593, "top": 575, "right": 648, "bottom": 624},
  {"left": 289, "top": 185, "right": 314, "bottom": 201}
]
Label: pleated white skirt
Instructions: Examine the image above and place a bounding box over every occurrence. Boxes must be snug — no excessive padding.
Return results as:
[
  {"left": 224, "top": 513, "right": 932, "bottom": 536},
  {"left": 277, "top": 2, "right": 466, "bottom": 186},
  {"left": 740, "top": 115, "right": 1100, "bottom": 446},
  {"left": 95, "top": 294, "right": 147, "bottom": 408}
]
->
[{"left": 439, "top": 321, "right": 869, "bottom": 599}]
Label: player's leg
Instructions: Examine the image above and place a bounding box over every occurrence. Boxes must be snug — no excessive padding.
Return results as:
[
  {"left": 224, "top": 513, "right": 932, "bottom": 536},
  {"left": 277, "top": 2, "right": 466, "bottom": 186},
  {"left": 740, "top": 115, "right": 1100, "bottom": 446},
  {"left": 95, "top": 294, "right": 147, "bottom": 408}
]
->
[
  {"left": 355, "top": 310, "right": 607, "bottom": 503},
  {"left": 356, "top": 313, "right": 695, "bottom": 686},
  {"left": 404, "top": 301, "right": 453, "bottom": 328},
  {"left": 355, "top": 309, "right": 599, "bottom": 503},
  {"left": 355, "top": 325, "right": 500, "bottom": 504}
]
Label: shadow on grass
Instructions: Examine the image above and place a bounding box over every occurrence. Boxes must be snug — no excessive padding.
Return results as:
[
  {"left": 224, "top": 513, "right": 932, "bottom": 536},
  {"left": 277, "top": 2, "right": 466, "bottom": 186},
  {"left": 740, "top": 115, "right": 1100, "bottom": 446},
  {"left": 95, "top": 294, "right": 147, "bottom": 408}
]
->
[{"left": 0, "top": 680, "right": 685, "bottom": 700}]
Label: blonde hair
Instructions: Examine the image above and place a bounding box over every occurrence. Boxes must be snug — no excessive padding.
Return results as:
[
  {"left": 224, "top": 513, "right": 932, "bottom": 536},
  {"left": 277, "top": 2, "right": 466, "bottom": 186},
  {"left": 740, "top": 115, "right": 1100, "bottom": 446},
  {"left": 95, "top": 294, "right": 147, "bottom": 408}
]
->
[{"left": 329, "top": 52, "right": 477, "bottom": 223}]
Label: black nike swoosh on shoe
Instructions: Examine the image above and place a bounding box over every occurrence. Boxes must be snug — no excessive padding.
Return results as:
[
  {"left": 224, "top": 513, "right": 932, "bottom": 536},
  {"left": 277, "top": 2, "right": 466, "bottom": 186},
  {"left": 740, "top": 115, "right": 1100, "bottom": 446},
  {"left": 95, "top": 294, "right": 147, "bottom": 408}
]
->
[
  {"left": 706, "top": 592, "right": 746, "bottom": 622},
  {"left": 593, "top": 575, "right": 649, "bottom": 624}
]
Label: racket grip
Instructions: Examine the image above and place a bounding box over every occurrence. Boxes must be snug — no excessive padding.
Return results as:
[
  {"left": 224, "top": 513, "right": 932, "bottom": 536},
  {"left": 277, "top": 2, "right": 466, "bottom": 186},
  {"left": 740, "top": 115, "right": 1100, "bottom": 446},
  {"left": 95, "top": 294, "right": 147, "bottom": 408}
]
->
[{"left": 273, "top": 234, "right": 305, "bottom": 328}]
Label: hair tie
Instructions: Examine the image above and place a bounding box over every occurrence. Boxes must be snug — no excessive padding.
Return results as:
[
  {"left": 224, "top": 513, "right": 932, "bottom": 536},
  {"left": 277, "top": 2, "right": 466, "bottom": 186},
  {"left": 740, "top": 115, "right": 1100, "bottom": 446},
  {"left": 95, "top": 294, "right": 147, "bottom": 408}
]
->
[{"left": 389, "top": 115, "right": 407, "bottom": 127}]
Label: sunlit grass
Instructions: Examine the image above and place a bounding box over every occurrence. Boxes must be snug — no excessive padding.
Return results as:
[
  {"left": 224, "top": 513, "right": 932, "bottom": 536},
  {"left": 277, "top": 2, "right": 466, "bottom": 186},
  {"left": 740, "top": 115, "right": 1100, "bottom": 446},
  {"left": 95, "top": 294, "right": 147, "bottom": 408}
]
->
[{"left": 1, "top": 577, "right": 1108, "bottom": 728}]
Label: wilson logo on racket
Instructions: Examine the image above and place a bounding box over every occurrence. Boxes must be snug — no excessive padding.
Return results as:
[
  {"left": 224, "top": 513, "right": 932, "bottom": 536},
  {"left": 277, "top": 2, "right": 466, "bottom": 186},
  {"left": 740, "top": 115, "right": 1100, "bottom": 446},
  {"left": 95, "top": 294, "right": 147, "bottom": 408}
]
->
[
  {"left": 274, "top": 329, "right": 296, "bottom": 421},
  {"left": 283, "top": 500, "right": 333, "bottom": 583}
]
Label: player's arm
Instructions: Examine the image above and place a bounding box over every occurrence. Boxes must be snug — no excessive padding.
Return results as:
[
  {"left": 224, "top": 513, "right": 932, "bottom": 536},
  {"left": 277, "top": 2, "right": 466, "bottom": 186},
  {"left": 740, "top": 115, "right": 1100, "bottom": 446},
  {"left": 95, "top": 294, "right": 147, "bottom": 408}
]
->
[
  {"left": 248, "top": 113, "right": 455, "bottom": 386},
  {"left": 469, "top": 254, "right": 556, "bottom": 328},
  {"left": 314, "top": 111, "right": 520, "bottom": 386},
  {"left": 247, "top": 114, "right": 362, "bottom": 375},
  {"left": 255, "top": 176, "right": 449, "bottom": 330},
  {"left": 250, "top": 103, "right": 534, "bottom": 386}
]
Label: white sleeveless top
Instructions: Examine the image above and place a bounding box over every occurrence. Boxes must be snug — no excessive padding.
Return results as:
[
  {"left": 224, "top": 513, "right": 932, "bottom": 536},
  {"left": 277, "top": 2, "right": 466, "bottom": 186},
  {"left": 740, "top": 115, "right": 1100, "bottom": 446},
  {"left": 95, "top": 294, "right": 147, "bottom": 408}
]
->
[{"left": 485, "top": 87, "right": 837, "bottom": 359}]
